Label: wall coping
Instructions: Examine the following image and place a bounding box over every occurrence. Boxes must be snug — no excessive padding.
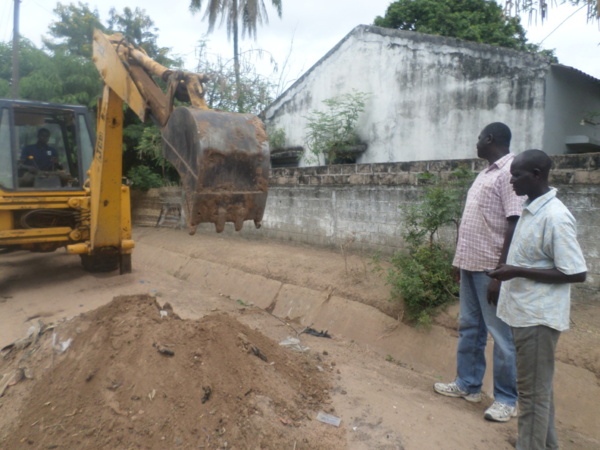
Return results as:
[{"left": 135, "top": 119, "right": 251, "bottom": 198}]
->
[{"left": 270, "top": 153, "right": 600, "bottom": 187}]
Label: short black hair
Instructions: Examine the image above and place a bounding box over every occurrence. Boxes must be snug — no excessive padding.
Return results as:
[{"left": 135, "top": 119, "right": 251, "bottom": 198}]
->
[
  {"left": 516, "top": 149, "right": 553, "bottom": 179},
  {"left": 482, "top": 122, "right": 511, "bottom": 148},
  {"left": 38, "top": 127, "right": 50, "bottom": 136}
]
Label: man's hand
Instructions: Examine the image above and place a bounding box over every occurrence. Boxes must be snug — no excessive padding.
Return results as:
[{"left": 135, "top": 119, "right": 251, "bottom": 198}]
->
[
  {"left": 453, "top": 266, "right": 460, "bottom": 284},
  {"left": 486, "top": 278, "right": 501, "bottom": 306},
  {"left": 489, "top": 265, "right": 585, "bottom": 284},
  {"left": 51, "top": 157, "right": 63, "bottom": 170},
  {"left": 18, "top": 163, "right": 38, "bottom": 174},
  {"left": 488, "top": 264, "right": 520, "bottom": 282}
]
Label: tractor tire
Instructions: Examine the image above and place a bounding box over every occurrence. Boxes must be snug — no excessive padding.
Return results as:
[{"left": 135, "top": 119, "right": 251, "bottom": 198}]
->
[
  {"left": 119, "top": 254, "right": 132, "bottom": 274},
  {"left": 80, "top": 253, "right": 120, "bottom": 273}
]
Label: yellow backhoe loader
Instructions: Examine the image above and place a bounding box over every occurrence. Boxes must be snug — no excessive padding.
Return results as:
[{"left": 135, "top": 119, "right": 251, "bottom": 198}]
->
[{"left": 0, "top": 30, "right": 269, "bottom": 274}]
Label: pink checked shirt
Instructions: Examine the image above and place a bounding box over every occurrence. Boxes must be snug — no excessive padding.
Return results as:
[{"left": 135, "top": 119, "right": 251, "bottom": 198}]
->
[{"left": 453, "top": 153, "right": 524, "bottom": 272}]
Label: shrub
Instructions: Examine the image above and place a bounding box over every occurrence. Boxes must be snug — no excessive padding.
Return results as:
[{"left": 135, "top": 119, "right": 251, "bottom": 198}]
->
[
  {"left": 304, "top": 90, "right": 368, "bottom": 164},
  {"left": 268, "top": 127, "right": 286, "bottom": 150},
  {"left": 127, "top": 165, "right": 164, "bottom": 191},
  {"left": 389, "top": 243, "right": 457, "bottom": 325},
  {"left": 379, "top": 167, "right": 475, "bottom": 325}
]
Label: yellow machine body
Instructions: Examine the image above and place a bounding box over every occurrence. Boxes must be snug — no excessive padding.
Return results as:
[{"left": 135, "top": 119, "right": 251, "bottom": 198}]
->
[{"left": 0, "top": 30, "right": 269, "bottom": 273}]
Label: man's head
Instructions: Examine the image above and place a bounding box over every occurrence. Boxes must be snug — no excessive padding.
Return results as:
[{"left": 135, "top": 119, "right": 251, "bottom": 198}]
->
[
  {"left": 510, "top": 149, "right": 552, "bottom": 199},
  {"left": 476, "top": 122, "right": 511, "bottom": 160},
  {"left": 37, "top": 128, "right": 50, "bottom": 145}
]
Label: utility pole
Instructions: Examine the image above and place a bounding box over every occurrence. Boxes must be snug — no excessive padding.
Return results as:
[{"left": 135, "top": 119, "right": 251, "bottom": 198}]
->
[{"left": 11, "top": 0, "right": 21, "bottom": 99}]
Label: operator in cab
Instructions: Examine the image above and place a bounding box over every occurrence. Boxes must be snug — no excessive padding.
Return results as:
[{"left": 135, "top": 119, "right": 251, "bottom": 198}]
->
[
  {"left": 18, "top": 128, "right": 63, "bottom": 187},
  {"left": 20, "top": 128, "right": 62, "bottom": 172}
]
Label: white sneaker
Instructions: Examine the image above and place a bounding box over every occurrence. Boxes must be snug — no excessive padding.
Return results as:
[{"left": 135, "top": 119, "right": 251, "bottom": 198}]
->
[
  {"left": 484, "top": 401, "right": 518, "bottom": 422},
  {"left": 433, "top": 381, "right": 482, "bottom": 403}
]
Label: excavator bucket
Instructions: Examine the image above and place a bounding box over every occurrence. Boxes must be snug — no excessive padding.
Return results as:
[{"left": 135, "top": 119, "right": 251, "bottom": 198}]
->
[{"left": 161, "top": 106, "right": 270, "bottom": 234}]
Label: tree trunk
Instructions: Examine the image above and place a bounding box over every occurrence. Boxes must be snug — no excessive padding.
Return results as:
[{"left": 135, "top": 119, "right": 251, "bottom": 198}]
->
[
  {"left": 11, "top": 0, "right": 20, "bottom": 99},
  {"left": 233, "top": 0, "right": 243, "bottom": 113}
]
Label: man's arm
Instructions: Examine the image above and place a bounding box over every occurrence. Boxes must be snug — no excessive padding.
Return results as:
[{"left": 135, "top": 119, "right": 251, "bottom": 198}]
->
[
  {"left": 19, "top": 145, "right": 30, "bottom": 162},
  {"left": 488, "top": 265, "right": 586, "bottom": 284},
  {"left": 487, "top": 215, "right": 519, "bottom": 305},
  {"left": 498, "top": 215, "right": 519, "bottom": 265}
]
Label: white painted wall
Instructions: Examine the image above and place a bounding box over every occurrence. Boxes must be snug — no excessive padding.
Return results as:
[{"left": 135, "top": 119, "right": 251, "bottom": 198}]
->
[
  {"left": 544, "top": 65, "right": 600, "bottom": 155},
  {"left": 265, "top": 26, "right": 559, "bottom": 165}
]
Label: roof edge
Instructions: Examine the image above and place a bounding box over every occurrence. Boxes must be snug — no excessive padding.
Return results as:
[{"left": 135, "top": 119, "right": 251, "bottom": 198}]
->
[{"left": 267, "top": 24, "right": 556, "bottom": 115}]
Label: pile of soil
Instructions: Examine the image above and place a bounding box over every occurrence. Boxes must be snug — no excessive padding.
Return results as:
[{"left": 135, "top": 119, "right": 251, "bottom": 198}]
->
[{"left": 0, "top": 295, "right": 344, "bottom": 449}]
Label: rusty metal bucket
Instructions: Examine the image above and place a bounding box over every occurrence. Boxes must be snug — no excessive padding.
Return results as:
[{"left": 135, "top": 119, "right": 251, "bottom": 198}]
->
[{"left": 161, "top": 107, "right": 270, "bottom": 234}]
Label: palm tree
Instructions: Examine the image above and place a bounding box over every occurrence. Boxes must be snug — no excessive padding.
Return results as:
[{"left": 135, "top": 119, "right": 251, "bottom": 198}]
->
[
  {"left": 189, "top": 0, "right": 282, "bottom": 112},
  {"left": 501, "top": 0, "right": 597, "bottom": 22}
]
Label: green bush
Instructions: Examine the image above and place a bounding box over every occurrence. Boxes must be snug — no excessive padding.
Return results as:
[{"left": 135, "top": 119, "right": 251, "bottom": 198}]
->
[
  {"left": 304, "top": 91, "right": 368, "bottom": 164},
  {"left": 127, "top": 165, "right": 164, "bottom": 191},
  {"left": 378, "top": 167, "right": 475, "bottom": 325},
  {"left": 389, "top": 243, "right": 457, "bottom": 325},
  {"left": 268, "top": 127, "right": 286, "bottom": 150}
]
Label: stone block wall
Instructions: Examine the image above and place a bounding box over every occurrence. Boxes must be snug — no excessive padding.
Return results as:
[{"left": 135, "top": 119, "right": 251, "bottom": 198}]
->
[{"left": 132, "top": 153, "right": 600, "bottom": 298}]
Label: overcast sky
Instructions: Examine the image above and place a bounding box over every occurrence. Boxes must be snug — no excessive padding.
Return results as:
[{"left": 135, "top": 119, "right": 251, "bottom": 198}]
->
[{"left": 2, "top": 0, "right": 599, "bottom": 92}]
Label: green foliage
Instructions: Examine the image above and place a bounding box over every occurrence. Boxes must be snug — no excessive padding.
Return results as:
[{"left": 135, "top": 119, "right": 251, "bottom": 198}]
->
[
  {"left": 137, "top": 126, "right": 165, "bottom": 163},
  {"left": 1, "top": 2, "right": 274, "bottom": 185},
  {"left": 0, "top": 39, "right": 102, "bottom": 106},
  {"left": 43, "top": 2, "right": 179, "bottom": 65},
  {"left": 402, "top": 168, "right": 474, "bottom": 246},
  {"left": 189, "top": 0, "right": 282, "bottom": 39},
  {"left": 0, "top": 78, "right": 9, "bottom": 97},
  {"left": 268, "top": 127, "right": 286, "bottom": 150},
  {"left": 373, "top": 0, "right": 549, "bottom": 54},
  {"left": 388, "top": 243, "right": 457, "bottom": 323},
  {"left": 28, "top": 3, "right": 181, "bottom": 182},
  {"left": 121, "top": 122, "right": 179, "bottom": 187},
  {"left": 43, "top": 2, "right": 105, "bottom": 58},
  {"left": 127, "top": 165, "right": 164, "bottom": 191},
  {"left": 304, "top": 91, "right": 368, "bottom": 165},
  {"left": 138, "top": 125, "right": 178, "bottom": 182},
  {"left": 106, "top": 7, "right": 181, "bottom": 66},
  {"left": 379, "top": 168, "right": 475, "bottom": 323}
]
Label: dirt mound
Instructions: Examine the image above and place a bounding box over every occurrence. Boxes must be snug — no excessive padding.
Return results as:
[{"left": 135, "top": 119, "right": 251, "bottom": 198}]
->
[{"left": 0, "top": 295, "right": 344, "bottom": 449}]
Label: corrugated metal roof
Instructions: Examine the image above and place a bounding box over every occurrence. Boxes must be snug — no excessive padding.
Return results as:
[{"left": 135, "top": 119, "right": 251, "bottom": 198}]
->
[{"left": 551, "top": 63, "right": 600, "bottom": 84}]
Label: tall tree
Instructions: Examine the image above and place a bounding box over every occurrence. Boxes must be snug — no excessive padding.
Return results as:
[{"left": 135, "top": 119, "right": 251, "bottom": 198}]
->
[
  {"left": 43, "top": 2, "right": 105, "bottom": 58},
  {"left": 374, "top": 0, "right": 543, "bottom": 52},
  {"left": 41, "top": 3, "right": 182, "bottom": 182},
  {"left": 0, "top": 39, "right": 101, "bottom": 104},
  {"left": 106, "top": 6, "right": 179, "bottom": 67},
  {"left": 44, "top": 2, "right": 179, "bottom": 66},
  {"left": 188, "top": 0, "right": 282, "bottom": 112}
]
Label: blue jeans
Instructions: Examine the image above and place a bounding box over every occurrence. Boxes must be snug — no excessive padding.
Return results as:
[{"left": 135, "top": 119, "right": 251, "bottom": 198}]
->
[{"left": 455, "top": 270, "right": 518, "bottom": 406}]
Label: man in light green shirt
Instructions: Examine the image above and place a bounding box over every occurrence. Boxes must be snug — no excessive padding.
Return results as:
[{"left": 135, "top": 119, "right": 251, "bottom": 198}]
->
[{"left": 489, "top": 149, "right": 587, "bottom": 450}]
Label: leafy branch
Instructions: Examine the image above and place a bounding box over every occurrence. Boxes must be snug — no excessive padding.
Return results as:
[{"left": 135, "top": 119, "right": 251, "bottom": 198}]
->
[{"left": 304, "top": 91, "right": 368, "bottom": 165}]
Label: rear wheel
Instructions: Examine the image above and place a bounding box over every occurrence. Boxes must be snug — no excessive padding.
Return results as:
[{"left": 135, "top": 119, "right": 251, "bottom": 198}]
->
[
  {"left": 80, "top": 253, "right": 119, "bottom": 273},
  {"left": 119, "top": 254, "right": 132, "bottom": 274}
]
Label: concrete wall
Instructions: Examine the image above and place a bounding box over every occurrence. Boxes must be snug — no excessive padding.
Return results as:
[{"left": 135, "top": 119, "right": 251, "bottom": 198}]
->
[
  {"left": 265, "top": 25, "right": 550, "bottom": 165},
  {"left": 544, "top": 65, "right": 600, "bottom": 155},
  {"left": 132, "top": 153, "right": 600, "bottom": 298}
]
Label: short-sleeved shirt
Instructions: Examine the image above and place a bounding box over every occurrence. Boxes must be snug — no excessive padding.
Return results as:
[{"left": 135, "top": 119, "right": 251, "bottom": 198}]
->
[
  {"left": 453, "top": 153, "right": 524, "bottom": 271},
  {"left": 497, "top": 188, "right": 587, "bottom": 331},
  {"left": 20, "top": 144, "right": 59, "bottom": 171}
]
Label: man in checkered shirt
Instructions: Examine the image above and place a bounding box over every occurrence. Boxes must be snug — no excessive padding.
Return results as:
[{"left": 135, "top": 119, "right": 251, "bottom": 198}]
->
[{"left": 434, "top": 122, "right": 524, "bottom": 423}]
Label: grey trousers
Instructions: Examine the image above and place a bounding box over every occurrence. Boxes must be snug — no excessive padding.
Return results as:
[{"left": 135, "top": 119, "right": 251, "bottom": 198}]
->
[{"left": 513, "top": 325, "right": 561, "bottom": 450}]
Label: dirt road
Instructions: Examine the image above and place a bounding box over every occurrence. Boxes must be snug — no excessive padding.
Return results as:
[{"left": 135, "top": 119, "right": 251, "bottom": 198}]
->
[{"left": 1, "top": 227, "right": 598, "bottom": 449}]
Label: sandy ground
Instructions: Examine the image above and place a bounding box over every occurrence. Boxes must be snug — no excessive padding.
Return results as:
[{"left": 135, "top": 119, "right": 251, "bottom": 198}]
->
[{"left": 1, "top": 227, "right": 599, "bottom": 449}]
